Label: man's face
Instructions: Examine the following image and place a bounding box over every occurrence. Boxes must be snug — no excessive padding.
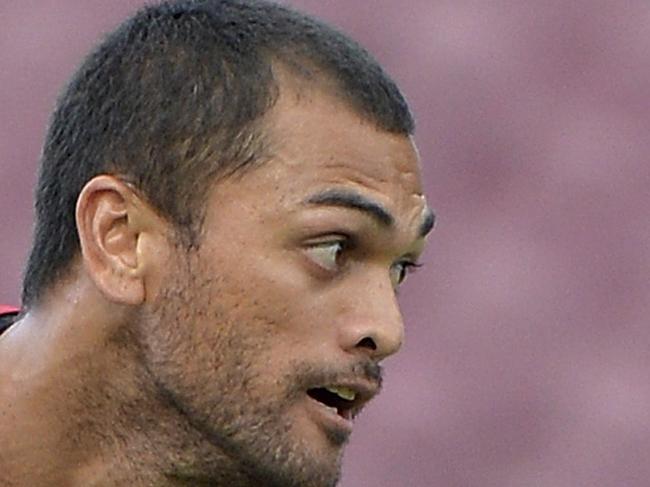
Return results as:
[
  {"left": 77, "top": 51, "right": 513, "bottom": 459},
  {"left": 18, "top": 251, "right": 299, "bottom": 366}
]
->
[{"left": 140, "top": 88, "right": 431, "bottom": 486}]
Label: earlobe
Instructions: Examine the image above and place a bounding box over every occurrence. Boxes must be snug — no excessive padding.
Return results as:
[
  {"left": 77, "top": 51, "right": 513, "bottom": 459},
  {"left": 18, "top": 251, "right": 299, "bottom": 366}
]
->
[{"left": 76, "top": 176, "right": 152, "bottom": 306}]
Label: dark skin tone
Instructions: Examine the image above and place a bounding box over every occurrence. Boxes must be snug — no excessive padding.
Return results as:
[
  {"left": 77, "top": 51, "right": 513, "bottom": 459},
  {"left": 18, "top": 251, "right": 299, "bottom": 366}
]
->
[{"left": 0, "top": 85, "right": 433, "bottom": 486}]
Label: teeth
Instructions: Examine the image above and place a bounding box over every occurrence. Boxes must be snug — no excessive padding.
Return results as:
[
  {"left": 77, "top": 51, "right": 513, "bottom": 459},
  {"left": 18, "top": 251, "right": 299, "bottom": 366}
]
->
[
  {"left": 323, "top": 405, "right": 338, "bottom": 415},
  {"left": 325, "top": 386, "right": 357, "bottom": 401}
]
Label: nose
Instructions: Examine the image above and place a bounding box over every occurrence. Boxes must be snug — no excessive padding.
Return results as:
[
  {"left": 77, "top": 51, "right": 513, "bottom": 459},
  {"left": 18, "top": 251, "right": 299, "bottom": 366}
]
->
[{"left": 337, "top": 274, "right": 405, "bottom": 362}]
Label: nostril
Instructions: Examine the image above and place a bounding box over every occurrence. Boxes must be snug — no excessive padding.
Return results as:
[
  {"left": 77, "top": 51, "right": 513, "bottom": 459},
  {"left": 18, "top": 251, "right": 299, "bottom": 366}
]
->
[{"left": 356, "top": 336, "right": 377, "bottom": 351}]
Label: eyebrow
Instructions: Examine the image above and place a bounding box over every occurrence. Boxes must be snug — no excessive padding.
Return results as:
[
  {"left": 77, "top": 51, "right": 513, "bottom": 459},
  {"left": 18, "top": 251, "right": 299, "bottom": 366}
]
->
[
  {"left": 305, "top": 189, "right": 394, "bottom": 227},
  {"left": 305, "top": 188, "right": 438, "bottom": 239},
  {"left": 419, "top": 208, "right": 436, "bottom": 238}
]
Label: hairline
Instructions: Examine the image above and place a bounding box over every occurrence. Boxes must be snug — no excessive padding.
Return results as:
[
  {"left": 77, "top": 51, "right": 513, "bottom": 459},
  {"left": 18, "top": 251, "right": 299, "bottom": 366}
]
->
[{"left": 183, "top": 65, "right": 414, "bottom": 246}]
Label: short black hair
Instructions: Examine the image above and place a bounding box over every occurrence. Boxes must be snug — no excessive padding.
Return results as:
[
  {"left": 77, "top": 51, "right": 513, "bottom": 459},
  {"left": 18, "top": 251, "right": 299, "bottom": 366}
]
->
[{"left": 21, "top": 0, "right": 415, "bottom": 308}]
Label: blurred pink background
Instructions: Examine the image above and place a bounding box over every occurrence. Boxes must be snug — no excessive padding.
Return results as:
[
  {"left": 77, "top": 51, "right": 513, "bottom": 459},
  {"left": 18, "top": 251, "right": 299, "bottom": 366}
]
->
[{"left": 2, "top": 1, "right": 650, "bottom": 486}]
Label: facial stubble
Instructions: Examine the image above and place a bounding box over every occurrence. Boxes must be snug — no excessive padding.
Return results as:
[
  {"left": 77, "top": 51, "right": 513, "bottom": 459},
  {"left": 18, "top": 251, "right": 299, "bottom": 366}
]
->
[{"left": 136, "top": 249, "right": 345, "bottom": 487}]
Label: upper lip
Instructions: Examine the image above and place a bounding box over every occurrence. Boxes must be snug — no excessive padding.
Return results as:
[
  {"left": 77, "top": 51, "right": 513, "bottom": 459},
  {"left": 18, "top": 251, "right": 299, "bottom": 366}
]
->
[{"left": 309, "top": 379, "right": 381, "bottom": 418}]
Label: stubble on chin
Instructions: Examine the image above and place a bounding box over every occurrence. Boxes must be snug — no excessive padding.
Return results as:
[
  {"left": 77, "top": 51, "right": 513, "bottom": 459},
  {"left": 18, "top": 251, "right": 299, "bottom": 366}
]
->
[{"left": 133, "top": 250, "right": 344, "bottom": 487}]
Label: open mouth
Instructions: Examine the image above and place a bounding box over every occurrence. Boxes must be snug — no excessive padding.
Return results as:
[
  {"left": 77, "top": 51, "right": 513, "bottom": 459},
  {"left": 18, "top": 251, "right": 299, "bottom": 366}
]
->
[{"left": 307, "top": 386, "right": 357, "bottom": 420}]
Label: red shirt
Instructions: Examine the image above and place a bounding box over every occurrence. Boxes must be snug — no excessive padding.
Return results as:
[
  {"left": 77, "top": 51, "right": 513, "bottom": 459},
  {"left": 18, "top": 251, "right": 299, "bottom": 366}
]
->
[{"left": 0, "top": 305, "right": 19, "bottom": 336}]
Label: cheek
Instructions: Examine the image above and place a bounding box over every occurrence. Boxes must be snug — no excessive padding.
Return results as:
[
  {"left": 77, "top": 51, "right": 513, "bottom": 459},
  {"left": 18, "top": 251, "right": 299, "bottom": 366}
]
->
[
  {"left": 143, "top": 270, "right": 275, "bottom": 406},
  {"left": 202, "top": 245, "right": 329, "bottom": 340}
]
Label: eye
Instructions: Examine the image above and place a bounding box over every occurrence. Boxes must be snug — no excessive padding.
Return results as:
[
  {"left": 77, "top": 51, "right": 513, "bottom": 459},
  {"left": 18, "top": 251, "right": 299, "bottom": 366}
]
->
[
  {"left": 305, "top": 238, "right": 348, "bottom": 272},
  {"left": 389, "top": 260, "right": 422, "bottom": 288}
]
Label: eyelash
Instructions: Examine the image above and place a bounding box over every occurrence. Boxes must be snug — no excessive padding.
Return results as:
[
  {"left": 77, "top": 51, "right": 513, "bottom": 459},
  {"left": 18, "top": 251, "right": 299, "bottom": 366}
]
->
[
  {"left": 391, "top": 260, "right": 422, "bottom": 288},
  {"left": 396, "top": 260, "right": 423, "bottom": 277}
]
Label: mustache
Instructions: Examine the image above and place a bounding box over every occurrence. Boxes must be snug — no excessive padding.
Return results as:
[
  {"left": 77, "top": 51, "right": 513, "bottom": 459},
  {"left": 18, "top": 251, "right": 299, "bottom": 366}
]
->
[{"left": 287, "top": 359, "right": 383, "bottom": 395}]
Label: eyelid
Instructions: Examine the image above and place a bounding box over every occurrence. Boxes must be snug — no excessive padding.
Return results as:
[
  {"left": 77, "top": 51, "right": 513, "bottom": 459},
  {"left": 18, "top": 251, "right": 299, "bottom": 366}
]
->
[
  {"left": 302, "top": 231, "right": 353, "bottom": 245},
  {"left": 402, "top": 254, "right": 423, "bottom": 266},
  {"left": 393, "top": 252, "right": 423, "bottom": 269}
]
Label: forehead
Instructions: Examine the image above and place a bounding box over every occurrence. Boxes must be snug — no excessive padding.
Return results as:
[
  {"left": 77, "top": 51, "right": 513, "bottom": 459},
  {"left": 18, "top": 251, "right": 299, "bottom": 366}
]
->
[
  {"left": 201, "top": 86, "right": 429, "bottom": 238},
  {"left": 254, "top": 86, "right": 426, "bottom": 216}
]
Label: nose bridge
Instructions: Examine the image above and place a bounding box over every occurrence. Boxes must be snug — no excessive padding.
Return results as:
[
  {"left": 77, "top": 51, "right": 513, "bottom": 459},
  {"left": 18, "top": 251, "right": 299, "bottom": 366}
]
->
[{"left": 338, "top": 269, "right": 404, "bottom": 361}]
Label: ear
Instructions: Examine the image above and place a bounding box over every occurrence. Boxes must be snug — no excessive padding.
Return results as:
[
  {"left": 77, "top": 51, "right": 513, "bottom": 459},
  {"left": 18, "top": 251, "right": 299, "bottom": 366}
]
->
[{"left": 76, "top": 175, "right": 168, "bottom": 305}]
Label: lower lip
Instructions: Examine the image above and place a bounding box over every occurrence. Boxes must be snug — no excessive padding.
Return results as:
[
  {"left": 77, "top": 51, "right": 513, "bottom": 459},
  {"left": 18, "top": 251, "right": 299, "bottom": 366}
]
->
[{"left": 305, "top": 395, "right": 354, "bottom": 439}]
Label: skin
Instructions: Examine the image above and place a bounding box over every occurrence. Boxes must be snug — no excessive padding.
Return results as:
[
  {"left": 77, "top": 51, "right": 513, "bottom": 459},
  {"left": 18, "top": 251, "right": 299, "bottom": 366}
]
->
[{"left": 0, "top": 85, "right": 432, "bottom": 486}]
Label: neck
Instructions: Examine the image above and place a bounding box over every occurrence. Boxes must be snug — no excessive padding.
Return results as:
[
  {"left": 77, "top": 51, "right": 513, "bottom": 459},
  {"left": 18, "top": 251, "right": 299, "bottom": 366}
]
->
[{"left": 0, "top": 287, "right": 253, "bottom": 486}]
